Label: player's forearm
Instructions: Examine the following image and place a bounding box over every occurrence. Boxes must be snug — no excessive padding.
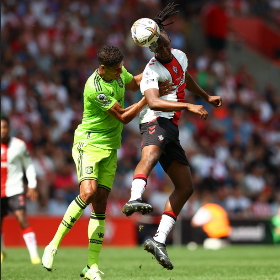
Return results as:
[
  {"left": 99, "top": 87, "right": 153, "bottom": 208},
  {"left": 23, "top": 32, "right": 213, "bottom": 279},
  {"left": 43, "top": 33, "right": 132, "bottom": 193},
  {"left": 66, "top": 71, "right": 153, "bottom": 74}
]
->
[
  {"left": 185, "top": 74, "right": 209, "bottom": 101},
  {"left": 122, "top": 97, "right": 147, "bottom": 124},
  {"left": 25, "top": 163, "right": 37, "bottom": 188},
  {"left": 147, "top": 96, "right": 188, "bottom": 112}
]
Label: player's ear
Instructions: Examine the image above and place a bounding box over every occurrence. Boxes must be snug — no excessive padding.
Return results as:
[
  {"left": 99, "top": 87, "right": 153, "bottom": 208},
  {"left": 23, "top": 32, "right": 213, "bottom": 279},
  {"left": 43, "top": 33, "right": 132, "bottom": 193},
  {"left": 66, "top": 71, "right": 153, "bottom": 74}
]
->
[{"left": 169, "top": 36, "right": 172, "bottom": 44}]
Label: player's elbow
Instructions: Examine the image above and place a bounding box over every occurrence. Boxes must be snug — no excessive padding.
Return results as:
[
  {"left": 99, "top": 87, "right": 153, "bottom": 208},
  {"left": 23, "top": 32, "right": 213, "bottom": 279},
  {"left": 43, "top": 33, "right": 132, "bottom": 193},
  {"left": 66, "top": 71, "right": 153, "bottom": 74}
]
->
[
  {"left": 148, "top": 100, "right": 161, "bottom": 111},
  {"left": 120, "top": 116, "right": 130, "bottom": 125}
]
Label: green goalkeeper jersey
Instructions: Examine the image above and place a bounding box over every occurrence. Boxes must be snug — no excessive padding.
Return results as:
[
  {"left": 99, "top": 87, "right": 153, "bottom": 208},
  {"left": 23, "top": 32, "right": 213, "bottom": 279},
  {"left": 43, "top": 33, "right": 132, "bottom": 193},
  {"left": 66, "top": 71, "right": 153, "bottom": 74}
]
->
[{"left": 74, "top": 66, "right": 133, "bottom": 149}]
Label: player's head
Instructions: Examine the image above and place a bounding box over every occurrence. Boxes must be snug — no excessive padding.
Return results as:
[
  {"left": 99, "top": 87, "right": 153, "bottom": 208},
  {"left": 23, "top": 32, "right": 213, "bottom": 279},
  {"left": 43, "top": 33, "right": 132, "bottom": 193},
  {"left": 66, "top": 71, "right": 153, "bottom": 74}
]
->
[
  {"left": 97, "top": 45, "right": 124, "bottom": 80},
  {"left": 149, "top": 2, "right": 179, "bottom": 60},
  {"left": 1, "top": 116, "right": 10, "bottom": 142}
]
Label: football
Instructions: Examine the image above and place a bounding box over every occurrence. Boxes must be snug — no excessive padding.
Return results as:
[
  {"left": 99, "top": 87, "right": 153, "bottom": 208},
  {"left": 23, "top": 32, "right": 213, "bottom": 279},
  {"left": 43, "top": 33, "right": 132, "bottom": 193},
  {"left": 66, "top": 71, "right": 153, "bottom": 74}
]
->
[{"left": 131, "top": 18, "right": 160, "bottom": 47}]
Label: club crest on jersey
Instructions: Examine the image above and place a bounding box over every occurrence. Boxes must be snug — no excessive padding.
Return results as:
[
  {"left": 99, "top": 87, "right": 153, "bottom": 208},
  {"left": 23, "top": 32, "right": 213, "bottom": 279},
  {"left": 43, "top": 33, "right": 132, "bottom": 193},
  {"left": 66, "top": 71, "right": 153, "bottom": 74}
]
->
[
  {"left": 173, "top": 66, "right": 179, "bottom": 75},
  {"left": 85, "top": 166, "right": 93, "bottom": 174},
  {"left": 117, "top": 77, "right": 124, "bottom": 88},
  {"left": 158, "top": 135, "right": 164, "bottom": 142},
  {"left": 97, "top": 93, "right": 107, "bottom": 102}
]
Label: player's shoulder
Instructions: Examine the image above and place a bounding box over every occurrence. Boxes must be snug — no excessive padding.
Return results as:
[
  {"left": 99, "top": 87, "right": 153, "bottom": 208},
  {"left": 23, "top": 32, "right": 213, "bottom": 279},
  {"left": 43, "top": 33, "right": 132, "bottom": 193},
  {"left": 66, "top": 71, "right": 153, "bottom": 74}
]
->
[
  {"left": 171, "top": 48, "right": 187, "bottom": 60},
  {"left": 144, "top": 57, "right": 161, "bottom": 74},
  {"left": 10, "top": 137, "right": 26, "bottom": 150},
  {"left": 85, "top": 70, "right": 105, "bottom": 94}
]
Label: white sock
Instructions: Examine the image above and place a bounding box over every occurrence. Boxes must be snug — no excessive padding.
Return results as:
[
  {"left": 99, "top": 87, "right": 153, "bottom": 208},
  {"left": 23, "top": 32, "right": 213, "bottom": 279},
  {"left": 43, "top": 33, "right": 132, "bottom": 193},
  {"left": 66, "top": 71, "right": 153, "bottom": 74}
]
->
[
  {"left": 23, "top": 229, "right": 39, "bottom": 259},
  {"left": 1, "top": 233, "right": 6, "bottom": 254},
  {"left": 153, "top": 213, "right": 177, "bottom": 244},
  {"left": 129, "top": 175, "right": 147, "bottom": 201}
]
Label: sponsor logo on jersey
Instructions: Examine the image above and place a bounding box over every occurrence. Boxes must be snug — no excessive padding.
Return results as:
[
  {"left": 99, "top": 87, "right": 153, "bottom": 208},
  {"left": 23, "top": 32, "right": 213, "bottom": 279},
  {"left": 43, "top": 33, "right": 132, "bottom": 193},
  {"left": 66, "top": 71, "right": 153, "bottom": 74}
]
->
[
  {"left": 117, "top": 77, "right": 124, "bottom": 88},
  {"left": 145, "top": 69, "right": 152, "bottom": 77},
  {"left": 103, "top": 100, "right": 112, "bottom": 107},
  {"left": 146, "top": 79, "right": 155, "bottom": 84},
  {"left": 97, "top": 93, "right": 107, "bottom": 102},
  {"left": 158, "top": 135, "right": 164, "bottom": 142},
  {"left": 85, "top": 166, "right": 93, "bottom": 174}
]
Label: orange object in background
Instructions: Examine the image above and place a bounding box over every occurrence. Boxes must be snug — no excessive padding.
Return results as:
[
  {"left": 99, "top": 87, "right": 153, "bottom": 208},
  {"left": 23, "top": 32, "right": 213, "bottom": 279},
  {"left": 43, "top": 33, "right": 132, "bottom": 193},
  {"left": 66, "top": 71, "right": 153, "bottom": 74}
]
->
[
  {"left": 202, "top": 203, "right": 231, "bottom": 238},
  {"left": 2, "top": 216, "right": 137, "bottom": 247}
]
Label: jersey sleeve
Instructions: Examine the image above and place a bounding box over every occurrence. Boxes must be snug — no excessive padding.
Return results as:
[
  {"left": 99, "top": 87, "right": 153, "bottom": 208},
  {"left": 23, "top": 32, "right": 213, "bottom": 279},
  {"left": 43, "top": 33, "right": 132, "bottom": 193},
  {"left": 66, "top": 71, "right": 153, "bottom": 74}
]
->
[
  {"left": 122, "top": 66, "right": 133, "bottom": 84},
  {"left": 140, "top": 65, "right": 160, "bottom": 94},
  {"left": 87, "top": 89, "right": 117, "bottom": 111},
  {"left": 21, "top": 142, "right": 37, "bottom": 189}
]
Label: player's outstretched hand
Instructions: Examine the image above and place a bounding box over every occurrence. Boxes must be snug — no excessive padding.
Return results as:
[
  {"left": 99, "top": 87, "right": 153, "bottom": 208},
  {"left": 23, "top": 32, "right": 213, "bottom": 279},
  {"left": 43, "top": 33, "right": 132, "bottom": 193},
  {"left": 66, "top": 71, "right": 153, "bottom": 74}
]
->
[
  {"left": 26, "top": 188, "right": 39, "bottom": 201},
  {"left": 158, "top": 80, "right": 176, "bottom": 96},
  {"left": 188, "top": 104, "right": 208, "bottom": 120},
  {"left": 207, "top": 96, "right": 222, "bottom": 107}
]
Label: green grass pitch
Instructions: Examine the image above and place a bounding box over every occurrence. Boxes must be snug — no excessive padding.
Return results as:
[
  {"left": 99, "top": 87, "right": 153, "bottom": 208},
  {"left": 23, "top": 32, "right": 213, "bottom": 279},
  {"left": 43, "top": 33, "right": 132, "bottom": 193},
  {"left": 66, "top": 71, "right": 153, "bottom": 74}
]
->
[{"left": 1, "top": 245, "right": 280, "bottom": 280}]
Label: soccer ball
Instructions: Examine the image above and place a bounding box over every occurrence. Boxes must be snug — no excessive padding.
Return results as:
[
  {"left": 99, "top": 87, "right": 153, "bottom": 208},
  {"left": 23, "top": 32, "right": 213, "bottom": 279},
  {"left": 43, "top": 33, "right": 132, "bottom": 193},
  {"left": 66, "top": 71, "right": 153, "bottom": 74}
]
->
[{"left": 131, "top": 18, "right": 160, "bottom": 47}]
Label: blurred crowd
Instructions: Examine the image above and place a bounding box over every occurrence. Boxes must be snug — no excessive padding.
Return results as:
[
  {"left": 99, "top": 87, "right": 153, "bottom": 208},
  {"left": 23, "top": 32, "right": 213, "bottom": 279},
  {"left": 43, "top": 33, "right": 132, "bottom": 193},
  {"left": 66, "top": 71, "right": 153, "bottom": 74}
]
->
[{"left": 1, "top": 0, "right": 280, "bottom": 219}]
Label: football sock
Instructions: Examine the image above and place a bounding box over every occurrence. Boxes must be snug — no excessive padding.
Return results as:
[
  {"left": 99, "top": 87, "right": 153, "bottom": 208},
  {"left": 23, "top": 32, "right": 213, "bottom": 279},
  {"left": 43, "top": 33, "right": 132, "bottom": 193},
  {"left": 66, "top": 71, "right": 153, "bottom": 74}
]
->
[
  {"left": 129, "top": 174, "right": 147, "bottom": 201},
  {"left": 153, "top": 211, "right": 177, "bottom": 244},
  {"left": 87, "top": 212, "right": 105, "bottom": 268},
  {"left": 50, "top": 196, "right": 88, "bottom": 248},
  {"left": 22, "top": 226, "right": 40, "bottom": 259}
]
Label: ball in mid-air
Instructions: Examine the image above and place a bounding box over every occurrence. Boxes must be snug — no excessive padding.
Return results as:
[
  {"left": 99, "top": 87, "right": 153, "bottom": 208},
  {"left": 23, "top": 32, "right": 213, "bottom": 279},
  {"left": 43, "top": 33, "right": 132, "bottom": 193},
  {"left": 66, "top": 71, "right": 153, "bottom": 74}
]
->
[{"left": 131, "top": 18, "right": 160, "bottom": 47}]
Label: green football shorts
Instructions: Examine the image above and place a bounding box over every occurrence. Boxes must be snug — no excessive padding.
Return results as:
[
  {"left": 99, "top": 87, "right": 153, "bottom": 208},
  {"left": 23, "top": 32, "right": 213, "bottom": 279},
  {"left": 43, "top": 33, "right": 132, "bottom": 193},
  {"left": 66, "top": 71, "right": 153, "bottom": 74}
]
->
[{"left": 72, "top": 142, "right": 117, "bottom": 192}]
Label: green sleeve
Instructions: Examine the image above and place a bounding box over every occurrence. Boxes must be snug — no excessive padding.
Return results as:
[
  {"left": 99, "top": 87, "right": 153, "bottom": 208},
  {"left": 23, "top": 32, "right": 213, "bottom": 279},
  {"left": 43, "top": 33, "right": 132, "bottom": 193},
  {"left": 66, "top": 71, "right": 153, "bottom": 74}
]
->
[
  {"left": 122, "top": 66, "right": 133, "bottom": 84},
  {"left": 87, "top": 90, "right": 117, "bottom": 111}
]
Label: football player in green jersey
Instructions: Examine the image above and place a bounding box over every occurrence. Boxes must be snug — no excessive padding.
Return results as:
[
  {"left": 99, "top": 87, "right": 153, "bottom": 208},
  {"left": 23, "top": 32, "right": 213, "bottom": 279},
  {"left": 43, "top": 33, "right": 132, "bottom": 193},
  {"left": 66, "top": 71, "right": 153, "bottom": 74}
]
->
[{"left": 42, "top": 45, "right": 174, "bottom": 280}]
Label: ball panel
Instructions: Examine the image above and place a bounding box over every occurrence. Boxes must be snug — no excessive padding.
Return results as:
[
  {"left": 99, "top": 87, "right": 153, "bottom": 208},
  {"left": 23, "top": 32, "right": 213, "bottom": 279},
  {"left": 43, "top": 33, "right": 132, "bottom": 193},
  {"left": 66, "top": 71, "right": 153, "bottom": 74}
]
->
[{"left": 131, "top": 18, "right": 160, "bottom": 47}]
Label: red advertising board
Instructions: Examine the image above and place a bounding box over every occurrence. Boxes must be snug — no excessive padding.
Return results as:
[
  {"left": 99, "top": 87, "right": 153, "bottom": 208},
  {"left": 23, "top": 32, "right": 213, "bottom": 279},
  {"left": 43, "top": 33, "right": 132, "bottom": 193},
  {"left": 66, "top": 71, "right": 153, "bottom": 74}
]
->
[{"left": 2, "top": 216, "right": 137, "bottom": 247}]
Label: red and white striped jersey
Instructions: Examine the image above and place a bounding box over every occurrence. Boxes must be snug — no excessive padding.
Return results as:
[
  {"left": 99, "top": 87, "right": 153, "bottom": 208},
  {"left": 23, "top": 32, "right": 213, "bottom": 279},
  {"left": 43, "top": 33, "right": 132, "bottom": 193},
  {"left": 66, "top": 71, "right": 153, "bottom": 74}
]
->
[
  {"left": 139, "top": 49, "right": 188, "bottom": 125},
  {"left": 1, "top": 137, "right": 37, "bottom": 198}
]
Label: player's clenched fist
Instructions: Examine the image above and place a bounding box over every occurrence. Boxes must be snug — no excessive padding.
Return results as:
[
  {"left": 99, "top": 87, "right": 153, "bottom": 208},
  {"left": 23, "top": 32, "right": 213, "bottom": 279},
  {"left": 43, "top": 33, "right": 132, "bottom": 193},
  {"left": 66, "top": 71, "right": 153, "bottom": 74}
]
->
[
  {"left": 186, "top": 104, "right": 208, "bottom": 120},
  {"left": 207, "top": 96, "right": 222, "bottom": 107}
]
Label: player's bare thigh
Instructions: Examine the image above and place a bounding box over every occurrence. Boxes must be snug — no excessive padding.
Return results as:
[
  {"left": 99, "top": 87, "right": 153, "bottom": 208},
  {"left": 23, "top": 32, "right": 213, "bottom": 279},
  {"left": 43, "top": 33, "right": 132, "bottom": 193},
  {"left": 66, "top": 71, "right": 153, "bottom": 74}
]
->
[{"left": 134, "top": 145, "right": 162, "bottom": 176}]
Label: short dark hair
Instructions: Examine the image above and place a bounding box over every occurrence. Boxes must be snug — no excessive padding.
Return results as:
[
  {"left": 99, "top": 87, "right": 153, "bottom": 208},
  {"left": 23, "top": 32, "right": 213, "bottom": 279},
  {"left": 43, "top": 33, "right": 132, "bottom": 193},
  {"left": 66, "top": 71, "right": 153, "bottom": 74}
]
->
[
  {"left": 97, "top": 46, "right": 124, "bottom": 67},
  {"left": 1, "top": 116, "right": 10, "bottom": 126}
]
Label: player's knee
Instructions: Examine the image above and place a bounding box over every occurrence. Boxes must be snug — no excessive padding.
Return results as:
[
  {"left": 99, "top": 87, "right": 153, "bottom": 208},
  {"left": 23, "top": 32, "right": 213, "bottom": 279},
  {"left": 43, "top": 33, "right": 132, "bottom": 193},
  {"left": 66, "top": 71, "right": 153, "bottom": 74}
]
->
[
  {"left": 80, "top": 188, "right": 97, "bottom": 204},
  {"left": 180, "top": 184, "right": 194, "bottom": 201}
]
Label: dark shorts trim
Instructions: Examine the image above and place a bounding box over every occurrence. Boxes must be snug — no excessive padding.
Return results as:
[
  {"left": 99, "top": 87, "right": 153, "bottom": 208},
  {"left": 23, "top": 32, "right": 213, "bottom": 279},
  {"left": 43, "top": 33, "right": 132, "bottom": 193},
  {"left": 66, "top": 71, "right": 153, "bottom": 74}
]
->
[{"left": 98, "top": 184, "right": 111, "bottom": 192}]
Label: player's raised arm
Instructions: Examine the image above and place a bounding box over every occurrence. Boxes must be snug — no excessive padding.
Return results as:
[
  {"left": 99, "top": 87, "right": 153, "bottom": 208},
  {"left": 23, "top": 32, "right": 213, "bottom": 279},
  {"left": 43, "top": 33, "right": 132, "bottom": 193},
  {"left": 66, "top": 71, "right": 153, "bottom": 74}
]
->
[
  {"left": 144, "top": 88, "right": 208, "bottom": 120},
  {"left": 185, "top": 70, "right": 222, "bottom": 107}
]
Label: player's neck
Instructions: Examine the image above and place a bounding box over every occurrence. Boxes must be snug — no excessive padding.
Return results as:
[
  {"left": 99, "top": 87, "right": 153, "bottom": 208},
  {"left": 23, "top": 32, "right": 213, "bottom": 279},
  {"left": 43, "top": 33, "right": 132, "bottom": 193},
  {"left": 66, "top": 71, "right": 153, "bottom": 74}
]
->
[
  {"left": 97, "top": 68, "right": 112, "bottom": 82},
  {"left": 155, "top": 54, "right": 173, "bottom": 64}
]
